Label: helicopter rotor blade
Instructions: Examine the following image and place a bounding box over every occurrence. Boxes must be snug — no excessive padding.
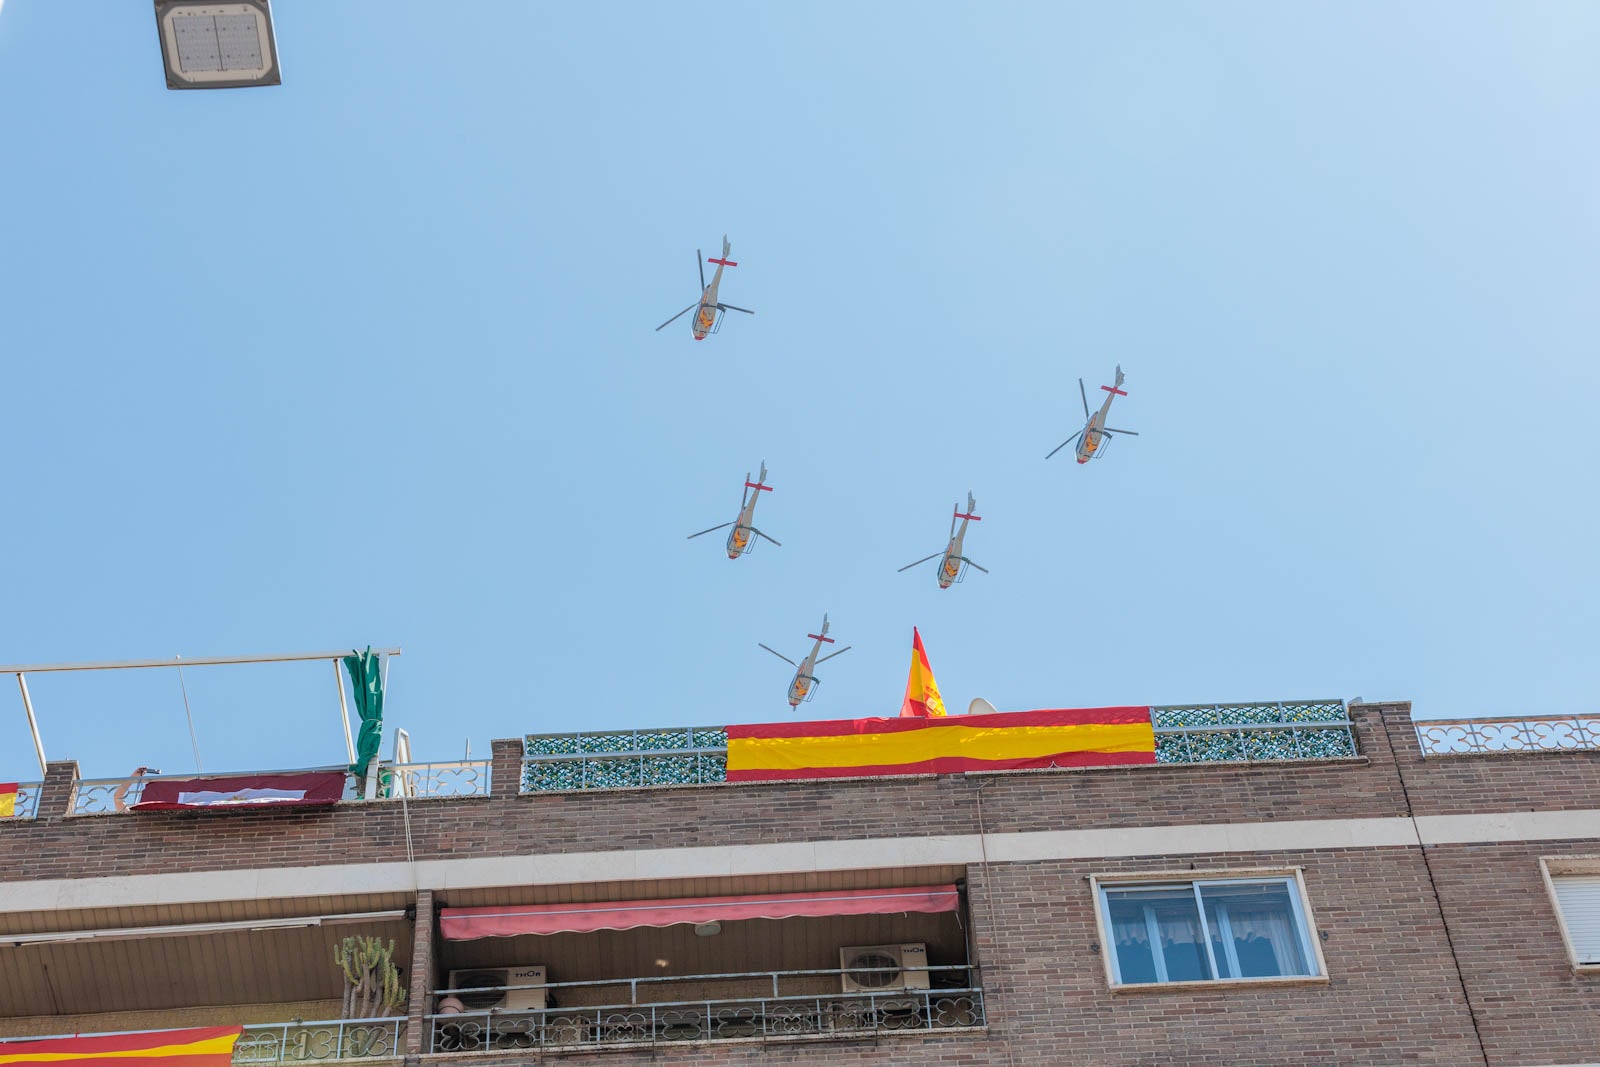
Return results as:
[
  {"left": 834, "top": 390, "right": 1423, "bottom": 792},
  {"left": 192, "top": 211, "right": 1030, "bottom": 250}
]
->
[
  {"left": 898, "top": 552, "right": 943, "bottom": 572},
  {"left": 965, "top": 559, "right": 990, "bottom": 574},
  {"left": 718, "top": 303, "right": 755, "bottom": 315},
  {"left": 656, "top": 303, "right": 698, "bottom": 331},
  {"left": 1104, "top": 427, "right": 1139, "bottom": 436},
  {"left": 698, "top": 250, "right": 706, "bottom": 290},
  {"left": 1079, "top": 378, "right": 1090, "bottom": 419},
  {"left": 754, "top": 529, "right": 782, "bottom": 547},
  {"left": 816, "top": 645, "right": 852, "bottom": 665},
  {"left": 687, "top": 522, "right": 735, "bottom": 540},
  {"left": 759, "top": 643, "right": 798, "bottom": 666},
  {"left": 1045, "top": 430, "right": 1084, "bottom": 460}
]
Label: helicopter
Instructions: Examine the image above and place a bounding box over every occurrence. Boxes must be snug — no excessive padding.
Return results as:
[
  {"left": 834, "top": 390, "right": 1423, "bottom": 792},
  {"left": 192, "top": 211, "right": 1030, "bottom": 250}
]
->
[
  {"left": 1046, "top": 365, "right": 1139, "bottom": 464},
  {"left": 899, "top": 492, "right": 987, "bottom": 588},
  {"left": 760, "top": 614, "right": 851, "bottom": 707},
  {"left": 687, "top": 463, "right": 780, "bottom": 559},
  {"left": 655, "top": 235, "right": 754, "bottom": 340}
]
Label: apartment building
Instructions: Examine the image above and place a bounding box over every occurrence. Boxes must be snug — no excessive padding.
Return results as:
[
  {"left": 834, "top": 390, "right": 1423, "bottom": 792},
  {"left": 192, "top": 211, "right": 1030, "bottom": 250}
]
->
[{"left": 1, "top": 699, "right": 1597, "bottom": 1066}]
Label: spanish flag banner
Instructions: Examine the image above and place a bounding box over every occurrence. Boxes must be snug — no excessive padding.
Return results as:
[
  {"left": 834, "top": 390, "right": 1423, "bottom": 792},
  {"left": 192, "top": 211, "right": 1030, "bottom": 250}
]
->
[
  {"left": 0, "top": 1027, "right": 242, "bottom": 1067},
  {"left": 726, "top": 706, "right": 1156, "bottom": 782},
  {"left": 0, "top": 784, "right": 17, "bottom": 819},
  {"left": 900, "top": 628, "right": 946, "bottom": 718}
]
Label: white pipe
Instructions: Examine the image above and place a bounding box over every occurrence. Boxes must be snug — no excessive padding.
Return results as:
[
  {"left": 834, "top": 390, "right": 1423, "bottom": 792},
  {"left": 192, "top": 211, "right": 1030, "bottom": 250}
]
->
[
  {"left": 334, "top": 659, "right": 356, "bottom": 765},
  {"left": 3, "top": 910, "right": 409, "bottom": 947},
  {"left": 16, "top": 673, "right": 47, "bottom": 777},
  {"left": 0, "top": 648, "right": 402, "bottom": 674}
]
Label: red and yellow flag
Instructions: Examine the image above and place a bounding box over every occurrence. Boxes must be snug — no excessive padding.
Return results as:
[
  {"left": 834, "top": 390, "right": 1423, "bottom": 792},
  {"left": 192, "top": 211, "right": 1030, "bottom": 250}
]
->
[
  {"left": 0, "top": 784, "right": 17, "bottom": 819},
  {"left": 726, "top": 706, "right": 1156, "bottom": 782},
  {"left": 901, "top": 628, "right": 946, "bottom": 718},
  {"left": 0, "top": 1027, "right": 242, "bottom": 1067}
]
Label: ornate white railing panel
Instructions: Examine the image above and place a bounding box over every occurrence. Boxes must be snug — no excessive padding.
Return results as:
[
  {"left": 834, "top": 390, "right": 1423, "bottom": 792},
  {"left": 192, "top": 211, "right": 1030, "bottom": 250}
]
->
[
  {"left": 385, "top": 759, "right": 491, "bottom": 798},
  {"left": 2, "top": 781, "right": 42, "bottom": 820},
  {"left": 1415, "top": 716, "right": 1600, "bottom": 756},
  {"left": 234, "top": 1018, "right": 405, "bottom": 1064}
]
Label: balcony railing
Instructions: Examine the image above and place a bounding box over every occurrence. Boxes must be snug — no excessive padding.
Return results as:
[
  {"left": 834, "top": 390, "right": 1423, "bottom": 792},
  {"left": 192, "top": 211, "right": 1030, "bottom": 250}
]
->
[
  {"left": 234, "top": 1019, "right": 405, "bottom": 1064},
  {"left": 0, "top": 1021, "right": 403, "bottom": 1066},
  {"left": 68, "top": 760, "right": 490, "bottom": 814},
  {"left": 522, "top": 701, "right": 1357, "bottom": 792},
  {"left": 2, "top": 781, "right": 42, "bottom": 820},
  {"left": 430, "top": 967, "right": 983, "bottom": 1052},
  {"left": 1415, "top": 715, "right": 1600, "bottom": 756}
]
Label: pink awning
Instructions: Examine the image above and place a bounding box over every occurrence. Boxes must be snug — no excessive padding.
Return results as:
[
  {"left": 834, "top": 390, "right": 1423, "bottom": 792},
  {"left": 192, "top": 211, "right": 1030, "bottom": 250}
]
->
[{"left": 439, "top": 884, "right": 960, "bottom": 940}]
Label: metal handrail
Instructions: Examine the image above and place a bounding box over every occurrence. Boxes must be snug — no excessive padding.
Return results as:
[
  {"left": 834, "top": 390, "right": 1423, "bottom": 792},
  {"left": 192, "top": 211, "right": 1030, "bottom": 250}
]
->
[
  {"left": 426, "top": 987, "right": 986, "bottom": 1052},
  {"left": 1415, "top": 715, "right": 1600, "bottom": 756},
  {"left": 436, "top": 963, "right": 976, "bottom": 1004},
  {"left": 232, "top": 1018, "right": 406, "bottom": 1064},
  {"left": 1, "top": 781, "right": 42, "bottom": 821},
  {"left": 0, "top": 1019, "right": 406, "bottom": 1064}
]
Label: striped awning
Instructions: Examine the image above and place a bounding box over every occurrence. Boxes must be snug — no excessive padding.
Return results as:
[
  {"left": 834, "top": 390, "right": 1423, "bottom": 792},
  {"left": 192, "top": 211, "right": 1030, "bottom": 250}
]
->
[{"left": 439, "top": 885, "right": 960, "bottom": 940}]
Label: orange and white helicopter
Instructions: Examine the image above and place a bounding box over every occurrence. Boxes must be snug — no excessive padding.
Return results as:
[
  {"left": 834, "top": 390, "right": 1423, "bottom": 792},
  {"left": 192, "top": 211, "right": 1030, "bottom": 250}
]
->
[
  {"left": 760, "top": 614, "right": 851, "bottom": 707},
  {"left": 1046, "top": 365, "right": 1139, "bottom": 464},
  {"left": 654, "top": 235, "right": 754, "bottom": 340},
  {"left": 687, "top": 463, "right": 780, "bottom": 559},
  {"left": 899, "top": 492, "right": 987, "bottom": 588}
]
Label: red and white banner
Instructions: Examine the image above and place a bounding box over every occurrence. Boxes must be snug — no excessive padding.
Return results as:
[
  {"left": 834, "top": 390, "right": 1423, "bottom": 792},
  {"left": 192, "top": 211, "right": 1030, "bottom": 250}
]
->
[{"left": 133, "top": 771, "right": 346, "bottom": 811}]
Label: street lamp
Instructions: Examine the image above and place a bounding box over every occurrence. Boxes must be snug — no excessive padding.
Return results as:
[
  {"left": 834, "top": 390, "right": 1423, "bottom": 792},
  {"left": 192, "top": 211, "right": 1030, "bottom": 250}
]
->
[{"left": 153, "top": 0, "right": 280, "bottom": 90}]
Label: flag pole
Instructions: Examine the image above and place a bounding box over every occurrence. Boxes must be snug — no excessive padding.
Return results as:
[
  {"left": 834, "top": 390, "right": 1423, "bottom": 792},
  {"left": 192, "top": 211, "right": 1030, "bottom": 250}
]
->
[
  {"left": 16, "top": 673, "right": 47, "bottom": 777},
  {"left": 334, "top": 659, "right": 356, "bottom": 765}
]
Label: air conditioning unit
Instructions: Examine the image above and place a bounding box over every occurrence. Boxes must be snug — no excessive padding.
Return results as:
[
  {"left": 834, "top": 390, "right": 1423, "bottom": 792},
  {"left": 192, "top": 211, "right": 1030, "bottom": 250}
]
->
[
  {"left": 446, "top": 966, "right": 548, "bottom": 1012},
  {"left": 839, "top": 943, "right": 930, "bottom": 994}
]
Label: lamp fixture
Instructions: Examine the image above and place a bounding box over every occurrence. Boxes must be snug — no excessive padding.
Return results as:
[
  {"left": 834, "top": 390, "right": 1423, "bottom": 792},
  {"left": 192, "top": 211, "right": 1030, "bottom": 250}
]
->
[{"left": 153, "top": 1, "right": 281, "bottom": 90}]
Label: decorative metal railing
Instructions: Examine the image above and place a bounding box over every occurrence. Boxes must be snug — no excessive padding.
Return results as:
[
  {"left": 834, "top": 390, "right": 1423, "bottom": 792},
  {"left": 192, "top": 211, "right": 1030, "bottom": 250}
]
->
[
  {"left": 522, "top": 701, "right": 1356, "bottom": 792},
  {"left": 523, "top": 727, "right": 729, "bottom": 792},
  {"left": 1, "top": 781, "right": 42, "bottom": 820},
  {"left": 1415, "top": 715, "right": 1600, "bottom": 756},
  {"left": 429, "top": 977, "right": 983, "bottom": 1052},
  {"left": 68, "top": 759, "right": 491, "bottom": 814},
  {"left": 387, "top": 759, "right": 491, "bottom": 798},
  {"left": 233, "top": 1019, "right": 405, "bottom": 1064},
  {"left": 1152, "top": 701, "right": 1357, "bottom": 763}
]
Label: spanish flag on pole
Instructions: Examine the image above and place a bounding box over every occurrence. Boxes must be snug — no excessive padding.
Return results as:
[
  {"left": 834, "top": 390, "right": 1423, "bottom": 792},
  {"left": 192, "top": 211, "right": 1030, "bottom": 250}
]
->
[{"left": 901, "top": 628, "right": 946, "bottom": 718}]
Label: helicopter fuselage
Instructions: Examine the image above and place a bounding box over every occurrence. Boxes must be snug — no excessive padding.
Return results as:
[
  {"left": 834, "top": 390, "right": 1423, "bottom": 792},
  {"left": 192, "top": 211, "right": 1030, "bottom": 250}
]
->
[
  {"left": 693, "top": 266, "right": 726, "bottom": 340},
  {"left": 937, "top": 521, "right": 972, "bottom": 588},
  {"left": 1077, "top": 403, "right": 1114, "bottom": 463}
]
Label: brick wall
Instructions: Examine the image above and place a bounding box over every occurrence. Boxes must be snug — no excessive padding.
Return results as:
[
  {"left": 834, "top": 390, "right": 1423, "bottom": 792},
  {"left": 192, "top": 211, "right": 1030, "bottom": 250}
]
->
[
  {"left": 5, "top": 703, "right": 1599, "bottom": 1065},
  {"left": 2, "top": 709, "right": 1408, "bottom": 885}
]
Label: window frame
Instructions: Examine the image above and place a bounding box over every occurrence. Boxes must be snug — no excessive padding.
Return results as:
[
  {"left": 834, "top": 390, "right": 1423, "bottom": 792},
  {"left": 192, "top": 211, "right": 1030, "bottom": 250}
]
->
[
  {"left": 1090, "top": 867, "right": 1329, "bottom": 992},
  {"left": 1539, "top": 856, "right": 1600, "bottom": 973}
]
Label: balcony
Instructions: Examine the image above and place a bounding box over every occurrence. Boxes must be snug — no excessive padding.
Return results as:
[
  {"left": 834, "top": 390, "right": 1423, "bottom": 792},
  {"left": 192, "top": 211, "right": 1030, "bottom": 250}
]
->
[
  {"left": 428, "top": 968, "right": 984, "bottom": 1053},
  {"left": 521, "top": 700, "right": 1359, "bottom": 792}
]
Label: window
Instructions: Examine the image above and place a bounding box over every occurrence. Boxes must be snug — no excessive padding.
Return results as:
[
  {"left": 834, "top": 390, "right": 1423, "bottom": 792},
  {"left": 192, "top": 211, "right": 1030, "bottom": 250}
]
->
[
  {"left": 1095, "top": 874, "right": 1322, "bottom": 987},
  {"left": 1543, "top": 864, "right": 1600, "bottom": 970}
]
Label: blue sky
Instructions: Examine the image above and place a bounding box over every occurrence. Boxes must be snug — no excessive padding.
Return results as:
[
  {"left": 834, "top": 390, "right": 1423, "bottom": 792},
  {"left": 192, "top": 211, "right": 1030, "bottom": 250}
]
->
[{"left": 1, "top": 2, "right": 1596, "bottom": 781}]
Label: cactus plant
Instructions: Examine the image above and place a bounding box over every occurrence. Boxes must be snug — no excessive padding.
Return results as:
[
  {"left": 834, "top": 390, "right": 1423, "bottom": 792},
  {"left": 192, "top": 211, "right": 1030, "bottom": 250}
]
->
[{"left": 334, "top": 935, "right": 405, "bottom": 1019}]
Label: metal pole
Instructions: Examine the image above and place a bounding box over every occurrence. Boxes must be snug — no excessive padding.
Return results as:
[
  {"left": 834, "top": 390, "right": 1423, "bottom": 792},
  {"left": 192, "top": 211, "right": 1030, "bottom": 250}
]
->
[
  {"left": 0, "top": 648, "right": 402, "bottom": 674},
  {"left": 16, "top": 673, "right": 47, "bottom": 777},
  {"left": 334, "top": 659, "right": 356, "bottom": 765}
]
